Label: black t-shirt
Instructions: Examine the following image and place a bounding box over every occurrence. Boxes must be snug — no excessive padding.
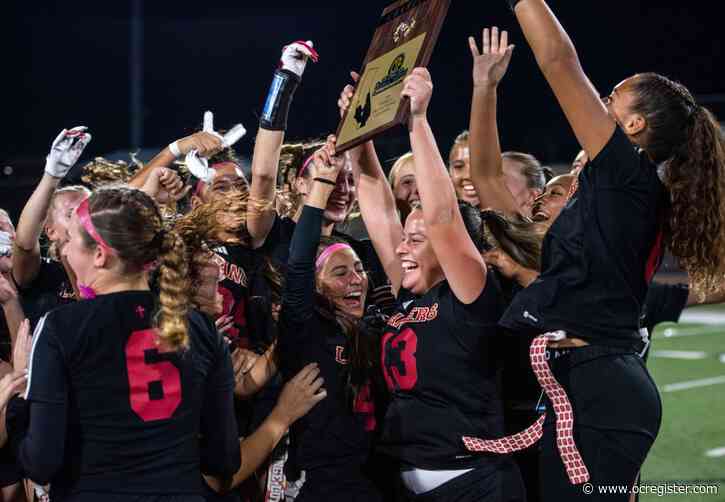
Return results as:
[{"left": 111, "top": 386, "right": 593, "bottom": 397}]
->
[
  {"left": 377, "top": 276, "right": 508, "bottom": 470},
  {"left": 641, "top": 282, "right": 689, "bottom": 335},
  {"left": 6, "top": 291, "right": 240, "bottom": 498},
  {"left": 501, "top": 129, "right": 669, "bottom": 348},
  {"left": 16, "top": 258, "right": 75, "bottom": 326},
  {"left": 278, "top": 206, "right": 375, "bottom": 474}
]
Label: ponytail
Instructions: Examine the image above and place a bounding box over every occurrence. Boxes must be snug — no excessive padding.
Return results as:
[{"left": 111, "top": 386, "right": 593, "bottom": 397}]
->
[{"left": 156, "top": 229, "right": 190, "bottom": 349}]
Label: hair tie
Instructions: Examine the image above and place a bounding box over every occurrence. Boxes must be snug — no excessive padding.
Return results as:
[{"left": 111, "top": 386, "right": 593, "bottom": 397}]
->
[
  {"left": 298, "top": 155, "right": 315, "bottom": 178},
  {"left": 316, "top": 243, "right": 352, "bottom": 270},
  {"left": 76, "top": 197, "right": 116, "bottom": 255}
]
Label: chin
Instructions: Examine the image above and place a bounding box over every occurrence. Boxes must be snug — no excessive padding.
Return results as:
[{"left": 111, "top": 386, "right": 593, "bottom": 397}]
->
[{"left": 323, "top": 208, "right": 349, "bottom": 224}]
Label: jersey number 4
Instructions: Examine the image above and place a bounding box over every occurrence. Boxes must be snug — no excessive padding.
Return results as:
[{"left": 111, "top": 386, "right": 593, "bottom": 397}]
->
[
  {"left": 382, "top": 327, "right": 418, "bottom": 391},
  {"left": 125, "top": 329, "right": 182, "bottom": 421}
]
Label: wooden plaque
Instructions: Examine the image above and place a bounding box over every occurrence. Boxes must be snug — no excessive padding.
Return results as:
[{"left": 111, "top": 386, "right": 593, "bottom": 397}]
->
[{"left": 335, "top": 0, "right": 451, "bottom": 152}]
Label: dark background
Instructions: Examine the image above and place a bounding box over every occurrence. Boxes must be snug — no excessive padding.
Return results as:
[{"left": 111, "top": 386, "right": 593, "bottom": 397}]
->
[{"left": 3, "top": 1, "right": 723, "bottom": 221}]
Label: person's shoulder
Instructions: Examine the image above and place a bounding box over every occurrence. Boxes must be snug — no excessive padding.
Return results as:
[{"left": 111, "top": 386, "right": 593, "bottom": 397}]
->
[{"left": 187, "top": 309, "right": 225, "bottom": 354}]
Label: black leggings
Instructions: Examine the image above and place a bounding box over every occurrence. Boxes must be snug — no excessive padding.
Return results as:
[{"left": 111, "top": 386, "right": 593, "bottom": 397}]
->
[{"left": 540, "top": 347, "right": 662, "bottom": 501}]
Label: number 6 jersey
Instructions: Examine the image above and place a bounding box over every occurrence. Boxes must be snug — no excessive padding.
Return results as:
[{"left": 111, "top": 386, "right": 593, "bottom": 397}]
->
[
  {"left": 6, "top": 291, "right": 240, "bottom": 499},
  {"left": 377, "top": 273, "right": 508, "bottom": 471}
]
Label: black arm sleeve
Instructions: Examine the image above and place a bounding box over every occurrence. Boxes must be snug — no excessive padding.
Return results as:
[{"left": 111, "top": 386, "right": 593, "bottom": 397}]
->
[
  {"left": 280, "top": 205, "right": 324, "bottom": 330},
  {"left": 200, "top": 330, "right": 241, "bottom": 478},
  {"left": 7, "top": 315, "right": 67, "bottom": 484}
]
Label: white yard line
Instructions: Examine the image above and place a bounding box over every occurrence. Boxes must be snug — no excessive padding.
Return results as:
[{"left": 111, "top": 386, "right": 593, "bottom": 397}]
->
[
  {"left": 660, "top": 327, "right": 722, "bottom": 338},
  {"left": 705, "top": 447, "right": 725, "bottom": 458},
  {"left": 679, "top": 311, "right": 725, "bottom": 325},
  {"left": 650, "top": 350, "right": 707, "bottom": 360},
  {"left": 662, "top": 376, "right": 725, "bottom": 393}
]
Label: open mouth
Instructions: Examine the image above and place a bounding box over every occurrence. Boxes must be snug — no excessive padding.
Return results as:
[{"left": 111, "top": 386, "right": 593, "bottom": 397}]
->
[
  {"left": 462, "top": 183, "right": 478, "bottom": 198},
  {"left": 532, "top": 209, "right": 550, "bottom": 222},
  {"left": 401, "top": 260, "right": 419, "bottom": 274},
  {"left": 342, "top": 290, "right": 363, "bottom": 309}
]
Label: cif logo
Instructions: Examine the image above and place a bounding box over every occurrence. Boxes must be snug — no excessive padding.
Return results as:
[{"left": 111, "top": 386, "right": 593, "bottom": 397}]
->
[{"left": 374, "top": 54, "right": 409, "bottom": 96}]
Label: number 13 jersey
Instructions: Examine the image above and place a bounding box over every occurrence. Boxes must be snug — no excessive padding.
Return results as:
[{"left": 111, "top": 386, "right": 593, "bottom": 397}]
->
[
  {"left": 11, "top": 291, "right": 239, "bottom": 499},
  {"left": 377, "top": 273, "right": 508, "bottom": 470}
]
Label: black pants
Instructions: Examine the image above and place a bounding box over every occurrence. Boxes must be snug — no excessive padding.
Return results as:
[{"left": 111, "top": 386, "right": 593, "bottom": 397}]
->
[
  {"left": 295, "top": 466, "right": 383, "bottom": 502},
  {"left": 400, "top": 458, "right": 525, "bottom": 502},
  {"left": 540, "top": 346, "right": 662, "bottom": 501},
  {"left": 59, "top": 494, "right": 204, "bottom": 502}
]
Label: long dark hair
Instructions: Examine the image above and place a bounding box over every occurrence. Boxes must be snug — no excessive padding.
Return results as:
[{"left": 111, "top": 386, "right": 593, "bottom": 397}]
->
[
  {"left": 631, "top": 73, "right": 725, "bottom": 298},
  {"left": 313, "top": 236, "right": 383, "bottom": 412}
]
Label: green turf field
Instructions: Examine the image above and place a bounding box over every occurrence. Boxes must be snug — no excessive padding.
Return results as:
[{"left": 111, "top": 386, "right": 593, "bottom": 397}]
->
[{"left": 642, "top": 304, "right": 725, "bottom": 501}]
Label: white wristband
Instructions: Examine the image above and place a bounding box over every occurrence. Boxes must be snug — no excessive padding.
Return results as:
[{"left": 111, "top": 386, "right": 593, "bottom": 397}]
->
[{"left": 168, "top": 141, "right": 182, "bottom": 158}]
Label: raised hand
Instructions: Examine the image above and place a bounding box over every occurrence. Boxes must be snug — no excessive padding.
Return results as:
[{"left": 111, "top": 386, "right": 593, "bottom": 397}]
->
[
  {"left": 185, "top": 111, "right": 247, "bottom": 183},
  {"left": 337, "top": 71, "right": 360, "bottom": 119},
  {"left": 401, "top": 68, "right": 434, "bottom": 119},
  {"left": 279, "top": 40, "right": 320, "bottom": 78},
  {"left": 308, "top": 137, "right": 344, "bottom": 183},
  {"left": 45, "top": 126, "right": 92, "bottom": 178},
  {"left": 469, "top": 27, "right": 515, "bottom": 88},
  {"left": 140, "top": 167, "right": 190, "bottom": 203}
]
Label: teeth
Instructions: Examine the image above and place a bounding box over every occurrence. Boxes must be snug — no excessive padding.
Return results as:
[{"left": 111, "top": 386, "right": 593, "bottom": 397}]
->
[{"left": 346, "top": 292, "right": 362, "bottom": 298}]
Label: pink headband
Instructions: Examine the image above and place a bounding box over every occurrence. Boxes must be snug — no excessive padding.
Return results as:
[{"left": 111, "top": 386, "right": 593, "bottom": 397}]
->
[
  {"left": 316, "top": 243, "right": 352, "bottom": 270},
  {"left": 298, "top": 155, "right": 315, "bottom": 178},
  {"left": 76, "top": 198, "right": 116, "bottom": 255}
]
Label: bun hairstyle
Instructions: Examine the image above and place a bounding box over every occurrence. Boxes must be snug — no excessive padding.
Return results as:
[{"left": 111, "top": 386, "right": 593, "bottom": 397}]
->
[
  {"left": 631, "top": 73, "right": 725, "bottom": 298},
  {"left": 79, "top": 188, "right": 190, "bottom": 349}
]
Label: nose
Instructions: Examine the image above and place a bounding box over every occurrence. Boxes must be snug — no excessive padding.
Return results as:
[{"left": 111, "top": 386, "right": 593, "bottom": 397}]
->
[
  {"left": 350, "top": 269, "right": 364, "bottom": 285},
  {"left": 395, "top": 238, "right": 409, "bottom": 256}
]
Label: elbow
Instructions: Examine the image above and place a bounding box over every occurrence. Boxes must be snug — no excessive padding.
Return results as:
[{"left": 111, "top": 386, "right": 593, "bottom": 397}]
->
[{"left": 537, "top": 41, "right": 579, "bottom": 76}]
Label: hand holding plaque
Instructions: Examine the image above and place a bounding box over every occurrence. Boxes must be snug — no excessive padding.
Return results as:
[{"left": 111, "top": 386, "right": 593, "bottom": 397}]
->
[{"left": 335, "top": 0, "right": 451, "bottom": 152}]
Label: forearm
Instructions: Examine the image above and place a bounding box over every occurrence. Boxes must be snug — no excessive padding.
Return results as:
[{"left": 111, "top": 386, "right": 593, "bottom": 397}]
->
[
  {"left": 469, "top": 86, "right": 519, "bottom": 216},
  {"left": 232, "top": 409, "right": 289, "bottom": 487},
  {"left": 128, "top": 148, "right": 176, "bottom": 188},
  {"left": 15, "top": 175, "right": 58, "bottom": 251},
  {"left": 234, "top": 345, "right": 278, "bottom": 398},
  {"left": 513, "top": 0, "right": 578, "bottom": 74},
  {"left": 409, "top": 117, "right": 458, "bottom": 225},
  {"left": 2, "top": 297, "right": 25, "bottom": 350},
  {"left": 247, "top": 129, "right": 284, "bottom": 248}
]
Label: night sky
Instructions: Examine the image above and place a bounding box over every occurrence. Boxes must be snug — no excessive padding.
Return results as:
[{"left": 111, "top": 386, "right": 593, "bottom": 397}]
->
[{"left": 3, "top": 1, "right": 723, "bottom": 218}]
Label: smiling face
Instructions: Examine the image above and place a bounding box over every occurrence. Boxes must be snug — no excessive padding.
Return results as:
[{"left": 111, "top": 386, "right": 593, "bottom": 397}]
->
[
  {"left": 316, "top": 245, "right": 368, "bottom": 318},
  {"left": 531, "top": 174, "right": 576, "bottom": 226},
  {"left": 0, "top": 212, "right": 15, "bottom": 273},
  {"left": 195, "top": 162, "right": 249, "bottom": 204},
  {"left": 448, "top": 142, "right": 479, "bottom": 207},
  {"left": 395, "top": 209, "right": 445, "bottom": 295},
  {"left": 392, "top": 160, "right": 419, "bottom": 210},
  {"left": 45, "top": 190, "right": 87, "bottom": 254},
  {"left": 297, "top": 159, "right": 357, "bottom": 224}
]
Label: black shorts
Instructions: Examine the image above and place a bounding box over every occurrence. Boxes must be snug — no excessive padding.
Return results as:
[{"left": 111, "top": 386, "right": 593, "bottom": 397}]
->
[
  {"left": 540, "top": 346, "right": 662, "bottom": 501},
  {"left": 400, "top": 459, "right": 525, "bottom": 502},
  {"left": 0, "top": 443, "right": 22, "bottom": 487},
  {"left": 295, "top": 466, "right": 383, "bottom": 502},
  {"left": 53, "top": 493, "right": 204, "bottom": 502}
]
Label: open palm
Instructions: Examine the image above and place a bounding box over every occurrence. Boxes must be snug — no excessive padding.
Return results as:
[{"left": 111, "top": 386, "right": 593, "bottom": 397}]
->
[{"left": 469, "top": 27, "right": 515, "bottom": 87}]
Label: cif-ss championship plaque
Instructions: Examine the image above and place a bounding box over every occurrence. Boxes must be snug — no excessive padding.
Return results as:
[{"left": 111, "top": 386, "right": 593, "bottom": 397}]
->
[{"left": 335, "top": 0, "right": 451, "bottom": 152}]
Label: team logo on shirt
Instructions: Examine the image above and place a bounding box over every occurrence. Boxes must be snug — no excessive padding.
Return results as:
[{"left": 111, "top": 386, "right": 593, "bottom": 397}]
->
[
  {"left": 387, "top": 303, "right": 438, "bottom": 329},
  {"left": 335, "top": 346, "right": 349, "bottom": 365},
  {"left": 213, "top": 253, "right": 248, "bottom": 287}
]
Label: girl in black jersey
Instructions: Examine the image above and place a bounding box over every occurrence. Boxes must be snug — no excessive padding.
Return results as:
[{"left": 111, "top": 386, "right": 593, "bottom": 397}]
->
[
  {"left": 484, "top": 1, "right": 725, "bottom": 500},
  {"left": 5, "top": 187, "right": 240, "bottom": 501},
  {"left": 340, "top": 69, "right": 525, "bottom": 500},
  {"left": 277, "top": 143, "right": 383, "bottom": 502}
]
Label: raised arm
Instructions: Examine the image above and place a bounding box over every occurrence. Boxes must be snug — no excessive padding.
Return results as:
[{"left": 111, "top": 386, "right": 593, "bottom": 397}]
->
[
  {"left": 248, "top": 41, "right": 319, "bottom": 248},
  {"left": 510, "top": 0, "right": 615, "bottom": 158},
  {"left": 468, "top": 27, "right": 521, "bottom": 217},
  {"left": 402, "top": 69, "right": 487, "bottom": 304},
  {"left": 13, "top": 127, "right": 90, "bottom": 287},
  {"left": 281, "top": 144, "right": 344, "bottom": 326},
  {"left": 338, "top": 74, "right": 404, "bottom": 294}
]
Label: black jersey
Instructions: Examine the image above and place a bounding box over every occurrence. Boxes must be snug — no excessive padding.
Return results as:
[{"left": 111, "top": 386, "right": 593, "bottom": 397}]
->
[
  {"left": 501, "top": 129, "right": 669, "bottom": 348},
  {"left": 6, "top": 291, "right": 240, "bottom": 499},
  {"left": 641, "top": 282, "right": 689, "bottom": 335},
  {"left": 15, "top": 257, "right": 75, "bottom": 326},
  {"left": 377, "top": 275, "right": 507, "bottom": 470},
  {"left": 213, "top": 243, "right": 259, "bottom": 350},
  {"left": 278, "top": 206, "right": 375, "bottom": 474}
]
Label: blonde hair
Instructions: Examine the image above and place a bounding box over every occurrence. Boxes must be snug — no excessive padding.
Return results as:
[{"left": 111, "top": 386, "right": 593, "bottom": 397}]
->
[{"left": 388, "top": 152, "right": 414, "bottom": 188}]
